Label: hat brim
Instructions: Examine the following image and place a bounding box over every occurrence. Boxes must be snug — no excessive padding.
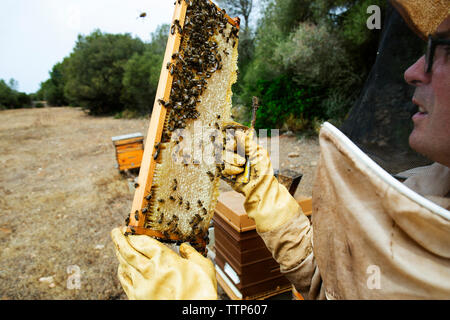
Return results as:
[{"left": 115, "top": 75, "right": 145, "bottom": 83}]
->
[{"left": 390, "top": 0, "right": 449, "bottom": 40}]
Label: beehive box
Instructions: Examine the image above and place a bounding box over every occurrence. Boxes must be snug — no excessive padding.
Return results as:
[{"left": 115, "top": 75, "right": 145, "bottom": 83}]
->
[
  {"left": 213, "top": 191, "right": 291, "bottom": 299},
  {"left": 112, "top": 133, "right": 144, "bottom": 172}
]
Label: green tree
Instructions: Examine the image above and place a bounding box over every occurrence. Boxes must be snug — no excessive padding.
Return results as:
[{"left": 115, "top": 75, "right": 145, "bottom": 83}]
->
[
  {"left": 41, "top": 59, "right": 70, "bottom": 106},
  {"left": 64, "top": 29, "right": 145, "bottom": 115},
  {"left": 121, "top": 24, "right": 169, "bottom": 115},
  {"left": 0, "top": 78, "right": 31, "bottom": 109},
  {"left": 237, "top": 0, "right": 384, "bottom": 125}
]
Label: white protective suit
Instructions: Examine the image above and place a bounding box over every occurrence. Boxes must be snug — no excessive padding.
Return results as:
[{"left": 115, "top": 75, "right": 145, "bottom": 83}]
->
[{"left": 259, "top": 122, "right": 450, "bottom": 299}]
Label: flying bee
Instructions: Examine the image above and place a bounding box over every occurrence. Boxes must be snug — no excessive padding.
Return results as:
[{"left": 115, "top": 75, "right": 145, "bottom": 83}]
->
[
  {"left": 153, "top": 149, "right": 160, "bottom": 160},
  {"left": 137, "top": 12, "right": 147, "bottom": 20}
]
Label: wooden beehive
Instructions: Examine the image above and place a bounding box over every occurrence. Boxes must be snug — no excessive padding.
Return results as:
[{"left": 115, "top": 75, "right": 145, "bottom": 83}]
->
[
  {"left": 213, "top": 191, "right": 291, "bottom": 299},
  {"left": 112, "top": 133, "right": 144, "bottom": 172}
]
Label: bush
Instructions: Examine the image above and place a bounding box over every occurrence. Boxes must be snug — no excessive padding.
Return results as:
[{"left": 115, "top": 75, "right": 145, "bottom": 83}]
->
[
  {"left": 63, "top": 30, "right": 146, "bottom": 115},
  {"left": 252, "top": 75, "right": 321, "bottom": 130},
  {"left": 0, "top": 78, "right": 31, "bottom": 109}
]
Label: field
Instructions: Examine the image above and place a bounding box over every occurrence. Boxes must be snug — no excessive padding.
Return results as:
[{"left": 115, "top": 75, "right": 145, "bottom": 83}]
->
[{"left": 0, "top": 107, "right": 319, "bottom": 300}]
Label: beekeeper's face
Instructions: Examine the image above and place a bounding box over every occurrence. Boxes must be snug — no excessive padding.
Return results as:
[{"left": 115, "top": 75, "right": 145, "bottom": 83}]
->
[{"left": 404, "top": 16, "right": 450, "bottom": 167}]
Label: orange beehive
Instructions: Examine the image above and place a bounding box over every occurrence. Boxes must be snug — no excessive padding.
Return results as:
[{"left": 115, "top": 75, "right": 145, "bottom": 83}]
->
[{"left": 112, "top": 133, "right": 144, "bottom": 172}]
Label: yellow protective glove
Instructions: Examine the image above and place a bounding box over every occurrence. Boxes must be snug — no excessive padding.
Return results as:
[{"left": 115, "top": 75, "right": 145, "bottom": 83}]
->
[
  {"left": 221, "top": 122, "right": 300, "bottom": 233},
  {"left": 111, "top": 227, "right": 217, "bottom": 300}
]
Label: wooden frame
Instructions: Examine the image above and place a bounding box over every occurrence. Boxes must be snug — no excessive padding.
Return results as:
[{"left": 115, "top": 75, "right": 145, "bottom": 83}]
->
[{"left": 126, "top": 0, "right": 240, "bottom": 249}]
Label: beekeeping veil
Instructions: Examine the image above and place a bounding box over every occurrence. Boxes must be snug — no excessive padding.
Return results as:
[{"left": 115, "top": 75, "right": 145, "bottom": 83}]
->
[
  {"left": 341, "top": 0, "right": 450, "bottom": 175},
  {"left": 310, "top": 2, "right": 450, "bottom": 298}
]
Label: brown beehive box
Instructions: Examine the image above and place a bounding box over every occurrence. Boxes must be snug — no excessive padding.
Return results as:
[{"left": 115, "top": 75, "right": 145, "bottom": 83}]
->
[
  {"left": 213, "top": 190, "right": 291, "bottom": 299},
  {"left": 112, "top": 133, "right": 144, "bottom": 172},
  {"left": 214, "top": 191, "right": 256, "bottom": 232}
]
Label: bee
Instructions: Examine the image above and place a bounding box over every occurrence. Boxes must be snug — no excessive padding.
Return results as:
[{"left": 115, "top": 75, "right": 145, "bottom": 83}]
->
[
  {"left": 169, "top": 195, "right": 176, "bottom": 201},
  {"left": 142, "top": 208, "right": 148, "bottom": 214},
  {"left": 134, "top": 211, "right": 139, "bottom": 221},
  {"left": 137, "top": 12, "right": 147, "bottom": 19},
  {"left": 206, "top": 171, "right": 214, "bottom": 181},
  {"left": 186, "top": 201, "right": 190, "bottom": 210},
  {"left": 197, "top": 200, "right": 203, "bottom": 207},
  {"left": 153, "top": 149, "right": 160, "bottom": 160},
  {"left": 158, "top": 199, "right": 165, "bottom": 203},
  {"left": 146, "top": 193, "right": 152, "bottom": 201},
  {"left": 202, "top": 207, "right": 207, "bottom": 215}
]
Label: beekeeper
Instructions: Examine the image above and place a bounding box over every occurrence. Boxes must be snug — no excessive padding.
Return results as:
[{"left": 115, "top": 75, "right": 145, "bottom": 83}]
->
[{"left": 110, "top": 0, "right": 450, "bottom": 299}]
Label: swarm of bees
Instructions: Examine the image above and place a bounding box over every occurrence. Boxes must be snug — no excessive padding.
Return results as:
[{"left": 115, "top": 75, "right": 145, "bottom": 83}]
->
[{"left": 125, "top": 0, "right": 239, "bottom": 255}]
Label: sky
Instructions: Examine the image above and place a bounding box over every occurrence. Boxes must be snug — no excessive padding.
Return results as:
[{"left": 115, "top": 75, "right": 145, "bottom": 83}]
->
[
  {"left": 0, "top": 0, "right": 262, "bottom": 94},
  {"left": 0, "top": 0, "right": 176, "bottom": 94}
]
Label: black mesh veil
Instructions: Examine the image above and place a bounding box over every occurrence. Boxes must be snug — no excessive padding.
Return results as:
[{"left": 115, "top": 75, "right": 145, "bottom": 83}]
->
[{"left": 340, "top": 2, "right": 432, "bottom": 175}]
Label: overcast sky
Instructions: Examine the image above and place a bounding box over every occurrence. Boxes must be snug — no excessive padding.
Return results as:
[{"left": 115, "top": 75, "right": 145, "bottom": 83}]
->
[
  {"left": 0, "top": 0, "right": 262, "bottom": 94},
  {"left": 0, "top": 0, "right": 176, "bottom": 93}
]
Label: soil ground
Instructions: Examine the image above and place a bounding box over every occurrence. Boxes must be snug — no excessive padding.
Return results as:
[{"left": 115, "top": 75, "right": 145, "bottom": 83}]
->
[{"left": 0, "top": 107, "right": 319, "bottom": 300}]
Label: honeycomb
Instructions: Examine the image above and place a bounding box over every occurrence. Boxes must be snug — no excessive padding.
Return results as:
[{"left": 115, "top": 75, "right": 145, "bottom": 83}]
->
[{"left": 125, "top": 0, "right": 239, "bottom": 253}]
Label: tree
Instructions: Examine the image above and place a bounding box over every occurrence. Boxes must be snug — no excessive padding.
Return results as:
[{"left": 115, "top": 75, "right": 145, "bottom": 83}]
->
[
  {"left": 0, "top": 78, "right": 31, "bottom": 109},
  {"left": 38, "top": 59, "right": 70, "bottom": 106},
  {"left": 121, "top": 25, "right": 169, "bottom": 115},
  {"left": 63, "top": 29, "right": 145, "bottom": 115}
]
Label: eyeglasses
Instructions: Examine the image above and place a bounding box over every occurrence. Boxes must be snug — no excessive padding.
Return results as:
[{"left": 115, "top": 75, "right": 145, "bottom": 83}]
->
[{"left": 424, "top": 35, "right": 450, "bottom": 73}]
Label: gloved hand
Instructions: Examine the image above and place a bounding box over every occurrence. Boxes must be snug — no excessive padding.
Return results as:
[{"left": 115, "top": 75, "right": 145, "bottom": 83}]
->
[
  {"left": 221, "top": 122, "right": 300, "bottom": 233},
  {"left": 111, "top": 227, "right": 217, "bottom": 300}
]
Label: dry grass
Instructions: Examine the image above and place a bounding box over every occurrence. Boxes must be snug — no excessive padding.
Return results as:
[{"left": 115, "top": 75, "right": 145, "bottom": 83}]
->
[
  {"left": 0, "top": 107, "right": 150, "bottom": 299},
  {"left": 0, "top": 107, "right": 319, "bottom": 300}
]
